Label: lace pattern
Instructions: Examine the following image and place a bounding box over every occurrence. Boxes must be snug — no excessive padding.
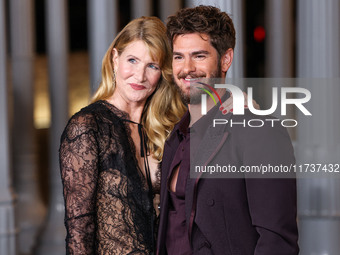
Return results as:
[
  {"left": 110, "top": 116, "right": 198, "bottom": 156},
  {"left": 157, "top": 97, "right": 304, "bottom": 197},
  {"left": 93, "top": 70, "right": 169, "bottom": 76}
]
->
[{"left": 60, "top": 100, "right": 158, "bottom": 254}]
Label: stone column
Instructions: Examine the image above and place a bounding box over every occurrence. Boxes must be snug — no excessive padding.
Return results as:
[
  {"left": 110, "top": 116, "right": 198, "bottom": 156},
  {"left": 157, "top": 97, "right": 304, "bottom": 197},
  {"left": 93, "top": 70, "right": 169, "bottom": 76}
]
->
[
  {"left": 9, "top": 0, "right": 46, "bottom": 254},
  {"left": 185, "top": 0, "right": 245, "bottom": 79},
  {"left": 264, "top": 0, "right": 294, "bottom": 137},
  {"left": 87, "top": 0, "right": 118, "bottom": 93},
  {"left": 265, "top": 0, "right": 293, "bottom": 77},
  {"left": 296, "top": 0, "right": 340, "bottom": 254},
  {"left": 222, "top": 0, "right": 244, "bottom": 79},
  {"left": 131, "top": 0, "right": 152, "bottom": 19},
  {"left": 0, "top": 0, "right": 16, "bottom": 254},
  {"left": 160, "top": 0, "right": 182, "bottom": 22},
  {"left": 34, "top": 0, "right": 68, "bottom": 254}
]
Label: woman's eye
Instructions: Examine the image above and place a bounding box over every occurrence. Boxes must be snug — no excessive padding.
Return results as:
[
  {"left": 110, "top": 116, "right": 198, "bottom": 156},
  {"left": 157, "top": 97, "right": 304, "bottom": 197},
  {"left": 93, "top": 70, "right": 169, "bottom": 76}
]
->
[
  {"left": 128, "top": 58, "right": 136, "bottom": 63},
  {"left": 149, "top": 64, "right": 160, "bottom": 70}
]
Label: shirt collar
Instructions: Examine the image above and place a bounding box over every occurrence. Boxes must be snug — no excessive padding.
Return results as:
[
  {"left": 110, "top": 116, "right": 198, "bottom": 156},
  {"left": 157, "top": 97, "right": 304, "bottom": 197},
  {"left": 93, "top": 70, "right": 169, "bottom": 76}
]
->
[
  {"left": 175, "top": 91, "right": 230, "bottom": 138},
  {"left": 191, "top": 91, "right": 229, "bottom": 137},
  {"left": 177, "top": 110, "right": 190, "bottom": 137}
]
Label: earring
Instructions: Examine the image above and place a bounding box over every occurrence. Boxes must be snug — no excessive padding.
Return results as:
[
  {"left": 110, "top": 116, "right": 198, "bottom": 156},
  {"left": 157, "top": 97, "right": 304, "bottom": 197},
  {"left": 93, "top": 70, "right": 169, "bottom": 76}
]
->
[{"left": 113, "top": 69, "right": 117, "bottom": 86}]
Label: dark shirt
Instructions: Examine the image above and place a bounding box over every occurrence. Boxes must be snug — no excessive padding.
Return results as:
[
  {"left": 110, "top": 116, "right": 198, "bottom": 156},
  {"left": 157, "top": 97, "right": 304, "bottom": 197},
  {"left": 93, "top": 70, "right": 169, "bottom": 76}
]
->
[
  {"left": 165, "top": 111, "right": 192, "bottom": 255},
  {"left": 165, "top": 99, "right": 223, "bottom": 255}
]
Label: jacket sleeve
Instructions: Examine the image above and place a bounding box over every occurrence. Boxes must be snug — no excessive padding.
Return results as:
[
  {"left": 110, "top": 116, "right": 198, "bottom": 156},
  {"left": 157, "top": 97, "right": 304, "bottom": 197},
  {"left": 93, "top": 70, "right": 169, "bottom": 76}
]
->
[
  {"left": 240, "top": 122, "right": 299, "bottom": 255},
  {"left": 59, "top": 113, "right": 99, "bottom": 255}
]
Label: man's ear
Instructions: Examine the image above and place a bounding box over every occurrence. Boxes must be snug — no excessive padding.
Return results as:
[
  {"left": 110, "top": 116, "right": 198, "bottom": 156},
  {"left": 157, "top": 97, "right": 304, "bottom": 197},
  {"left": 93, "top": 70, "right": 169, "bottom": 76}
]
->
[
  {"left": 112, "top": 48, "right": 119, "bottom": 67},
  {"left": 221, "top": 48, "right": 234, "bottom": 74}
]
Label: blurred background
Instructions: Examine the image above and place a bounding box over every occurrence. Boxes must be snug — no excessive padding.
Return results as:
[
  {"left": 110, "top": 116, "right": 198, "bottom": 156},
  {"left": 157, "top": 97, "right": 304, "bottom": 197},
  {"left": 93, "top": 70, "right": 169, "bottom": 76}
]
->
[{"left": 0, "top": 0, "right": 339, "bottom": 254}]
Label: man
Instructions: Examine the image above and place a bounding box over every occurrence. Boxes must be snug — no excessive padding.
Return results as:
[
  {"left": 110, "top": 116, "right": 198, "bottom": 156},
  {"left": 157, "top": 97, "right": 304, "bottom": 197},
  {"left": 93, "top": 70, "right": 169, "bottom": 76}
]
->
[{"left": 157, "top": 5, "right": 299, "bottom": 255}]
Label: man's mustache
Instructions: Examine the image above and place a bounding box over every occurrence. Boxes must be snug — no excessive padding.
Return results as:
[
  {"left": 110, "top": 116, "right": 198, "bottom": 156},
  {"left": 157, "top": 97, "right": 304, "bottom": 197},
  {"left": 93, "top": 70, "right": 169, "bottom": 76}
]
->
[{"left": 177, "top": 72, "right": 206, "bottom": 80}]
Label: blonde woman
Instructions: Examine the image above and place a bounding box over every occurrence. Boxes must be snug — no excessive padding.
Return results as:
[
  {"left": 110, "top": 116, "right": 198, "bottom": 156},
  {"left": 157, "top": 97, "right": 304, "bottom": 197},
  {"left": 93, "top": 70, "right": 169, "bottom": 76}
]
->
[{"left": 59, "top": 17, "right": 186, "bottom": 254}]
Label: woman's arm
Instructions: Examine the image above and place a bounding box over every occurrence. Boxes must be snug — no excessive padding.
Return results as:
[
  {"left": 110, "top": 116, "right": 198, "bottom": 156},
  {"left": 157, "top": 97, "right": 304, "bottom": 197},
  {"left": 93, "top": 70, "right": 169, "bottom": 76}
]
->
[{"left": 59, "top": 114, "right": 99, "bottom": 254}]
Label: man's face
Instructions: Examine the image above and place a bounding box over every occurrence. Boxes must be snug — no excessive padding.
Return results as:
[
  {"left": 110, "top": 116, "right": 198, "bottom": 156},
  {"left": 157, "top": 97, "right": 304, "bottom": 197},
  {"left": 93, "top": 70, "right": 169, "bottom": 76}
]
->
[{"left": 172, "top": 33, "right": 222, "bottom": 104}]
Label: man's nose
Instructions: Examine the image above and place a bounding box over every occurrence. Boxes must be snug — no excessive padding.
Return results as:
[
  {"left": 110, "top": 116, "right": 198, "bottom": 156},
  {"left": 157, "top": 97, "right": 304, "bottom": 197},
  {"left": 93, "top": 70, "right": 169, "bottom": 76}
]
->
[{"left": 182, "top": 58, "right": 195, "bottom": 74}]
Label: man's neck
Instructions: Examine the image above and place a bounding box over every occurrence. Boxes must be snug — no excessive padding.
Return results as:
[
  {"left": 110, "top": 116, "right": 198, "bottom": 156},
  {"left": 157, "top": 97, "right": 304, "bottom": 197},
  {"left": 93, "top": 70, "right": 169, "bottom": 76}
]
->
[{"left": 188, "top": 88, "right": 226, "bottom": 126}]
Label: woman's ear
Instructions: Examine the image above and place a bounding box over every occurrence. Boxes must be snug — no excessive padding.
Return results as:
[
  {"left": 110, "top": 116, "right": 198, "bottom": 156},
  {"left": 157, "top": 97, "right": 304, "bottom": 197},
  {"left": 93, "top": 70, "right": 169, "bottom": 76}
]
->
[
  {"left": 112, "top": 48, "right": 119, "bottom": 67},
  {"left": 221, "top": 48, "right": 234, "bottom": 74}
]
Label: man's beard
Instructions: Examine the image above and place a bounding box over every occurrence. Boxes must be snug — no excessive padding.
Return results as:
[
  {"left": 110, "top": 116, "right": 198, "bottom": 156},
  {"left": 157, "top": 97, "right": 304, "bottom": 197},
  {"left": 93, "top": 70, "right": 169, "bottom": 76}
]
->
[{"left": 174, "top": 63, "right": 222, "bottom": 105}]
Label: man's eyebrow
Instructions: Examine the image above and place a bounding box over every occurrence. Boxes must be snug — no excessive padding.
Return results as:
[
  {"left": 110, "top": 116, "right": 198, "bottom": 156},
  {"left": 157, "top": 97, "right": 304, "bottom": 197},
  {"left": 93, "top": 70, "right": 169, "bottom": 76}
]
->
[
  {"left": 173, "top": 51, "right": 183, "bottom": 56},
  {"left": 191, "top": 50, "right": 210, "bottom": 55},
  {"left": 172, "top": 50, "right": 210, "bottom": 56}
]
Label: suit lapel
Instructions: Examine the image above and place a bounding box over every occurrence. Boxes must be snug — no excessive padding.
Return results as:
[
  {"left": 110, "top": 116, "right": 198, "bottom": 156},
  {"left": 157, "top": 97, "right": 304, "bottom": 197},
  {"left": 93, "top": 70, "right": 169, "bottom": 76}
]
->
[
  {"left": 186, "top": 111, "right": 232, "bottom": 242},
  {"left": 193, "top": 123, "right": 229, "bottom": 172}
]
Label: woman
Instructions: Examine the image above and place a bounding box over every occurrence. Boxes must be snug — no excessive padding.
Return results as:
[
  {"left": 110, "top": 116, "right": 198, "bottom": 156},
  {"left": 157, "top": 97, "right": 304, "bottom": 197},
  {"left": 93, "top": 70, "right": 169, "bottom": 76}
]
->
[{"left": 59, "top": 17, "right": 186, "bottom": 254}]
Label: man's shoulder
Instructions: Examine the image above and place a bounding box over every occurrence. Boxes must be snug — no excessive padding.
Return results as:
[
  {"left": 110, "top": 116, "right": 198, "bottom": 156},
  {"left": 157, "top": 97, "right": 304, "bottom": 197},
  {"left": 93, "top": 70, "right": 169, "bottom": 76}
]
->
[{"left": 229, "top": 110, "right": 291, "bottom": 137}]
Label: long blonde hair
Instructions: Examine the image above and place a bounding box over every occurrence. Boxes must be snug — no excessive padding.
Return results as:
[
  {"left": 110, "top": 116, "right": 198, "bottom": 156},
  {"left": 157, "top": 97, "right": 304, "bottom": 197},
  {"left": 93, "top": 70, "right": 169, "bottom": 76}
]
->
[{"left": 91, "top": 16, "right": 186, "bottom": 160}]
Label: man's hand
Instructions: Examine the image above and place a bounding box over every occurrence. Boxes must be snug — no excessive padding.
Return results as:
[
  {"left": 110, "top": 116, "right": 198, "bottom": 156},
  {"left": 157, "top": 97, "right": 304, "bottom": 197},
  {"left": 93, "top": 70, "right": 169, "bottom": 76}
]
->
[{"left": 219, "top": 92, "right": 260, "bottom": 115}]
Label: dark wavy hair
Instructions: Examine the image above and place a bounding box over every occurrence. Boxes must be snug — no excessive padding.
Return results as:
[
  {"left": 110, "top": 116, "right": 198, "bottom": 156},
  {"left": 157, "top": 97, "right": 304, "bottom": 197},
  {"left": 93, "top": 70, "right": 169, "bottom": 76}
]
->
[{"left": 166, "top": 5, "right": 236, "bottom": 58}]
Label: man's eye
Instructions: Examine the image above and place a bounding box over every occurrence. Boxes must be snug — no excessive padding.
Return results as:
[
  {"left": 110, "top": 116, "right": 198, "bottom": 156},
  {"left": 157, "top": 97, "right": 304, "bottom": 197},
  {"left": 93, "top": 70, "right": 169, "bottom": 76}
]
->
[
  {"left": 173, "top": 55, "right": 182, "bottom": 60},
  {"left": 196, "top": 55, "right": 206, "bottom": 59}
]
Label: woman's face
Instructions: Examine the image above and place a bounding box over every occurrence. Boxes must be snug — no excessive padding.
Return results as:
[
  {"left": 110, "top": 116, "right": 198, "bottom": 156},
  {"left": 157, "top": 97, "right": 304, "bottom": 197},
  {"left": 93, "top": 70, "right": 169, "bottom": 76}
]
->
[{"left": 112, "top": 40, "right": 162, "bottom": 105}]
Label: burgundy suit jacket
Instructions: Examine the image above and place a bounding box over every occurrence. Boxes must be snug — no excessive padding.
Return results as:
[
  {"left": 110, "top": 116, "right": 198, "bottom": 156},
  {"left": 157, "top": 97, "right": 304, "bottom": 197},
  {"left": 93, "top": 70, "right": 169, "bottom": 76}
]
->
[{"left": 157, "top": 109, "right": 299, "bottom": 255}]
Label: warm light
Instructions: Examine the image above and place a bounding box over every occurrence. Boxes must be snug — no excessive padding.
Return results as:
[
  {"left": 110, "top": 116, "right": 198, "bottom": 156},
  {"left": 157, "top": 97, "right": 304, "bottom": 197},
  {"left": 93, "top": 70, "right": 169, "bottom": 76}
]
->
[
  {"left": 34, "top": 52, "right": 90, "bottom": 129},
  {"left": 254, "top": 26, "right": 266, "bottom": 42}
]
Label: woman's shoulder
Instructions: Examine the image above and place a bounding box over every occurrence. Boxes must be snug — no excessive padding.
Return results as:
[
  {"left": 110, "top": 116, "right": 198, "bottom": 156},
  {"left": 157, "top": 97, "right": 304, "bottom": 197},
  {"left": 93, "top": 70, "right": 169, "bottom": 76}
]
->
[
  {"left": 62, "top": 101, "right": 105, "bottom": 140},
  {"left": 69, "top": 100, "right": 115, "bottom": 122},
  {"left": 69, "top": 101, "right": 102, "bottom": 123},
  {"left": 75, "top": 100, "right": 109, "bottom": 115},
  {"left": 62, "top": 100, "right": 124, "bottom": 140}
]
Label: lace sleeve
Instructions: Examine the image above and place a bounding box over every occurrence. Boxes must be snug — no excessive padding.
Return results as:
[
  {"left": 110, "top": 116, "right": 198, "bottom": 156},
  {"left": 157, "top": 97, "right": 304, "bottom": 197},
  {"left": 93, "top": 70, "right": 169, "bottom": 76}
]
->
[{"left": 59, "top": 113, "right": 99, "bottom": 255}]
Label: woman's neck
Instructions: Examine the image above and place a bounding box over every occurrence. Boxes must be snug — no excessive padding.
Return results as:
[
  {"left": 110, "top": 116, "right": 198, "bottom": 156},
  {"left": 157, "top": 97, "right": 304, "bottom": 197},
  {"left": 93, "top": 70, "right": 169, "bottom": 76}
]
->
[{"left": 106, "top": 94, "right": 145, "bottom": 123}]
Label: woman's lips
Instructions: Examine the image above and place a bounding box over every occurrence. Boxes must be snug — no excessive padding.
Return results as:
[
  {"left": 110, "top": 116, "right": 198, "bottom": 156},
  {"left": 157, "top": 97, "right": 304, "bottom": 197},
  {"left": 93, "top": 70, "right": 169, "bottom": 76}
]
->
[{"left": 129, "top": 83, "right": 146, "bottom": 90}]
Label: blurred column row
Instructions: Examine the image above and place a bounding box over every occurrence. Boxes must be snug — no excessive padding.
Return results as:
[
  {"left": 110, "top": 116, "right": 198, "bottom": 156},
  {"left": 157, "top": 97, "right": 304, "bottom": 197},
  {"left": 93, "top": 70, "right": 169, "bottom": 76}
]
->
[
  {"left": 9, "top": 0, "right": 46, "bottom": 254},
  {"left": 296, "top": 0, "right": 340, "bottom": 254},
  {"left": 34, "top": 0, "right": 69, "bottom": 254},
  {"left": 0, "top": 0, "right": 16, "bottom": 254}
]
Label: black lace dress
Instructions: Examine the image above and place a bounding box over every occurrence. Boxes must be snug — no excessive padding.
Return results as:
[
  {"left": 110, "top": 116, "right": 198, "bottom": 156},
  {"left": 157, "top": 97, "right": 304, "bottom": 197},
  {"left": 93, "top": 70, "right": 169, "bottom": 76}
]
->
[{"left": 59, "top": 100, "right": 160, "bottom": 255}]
